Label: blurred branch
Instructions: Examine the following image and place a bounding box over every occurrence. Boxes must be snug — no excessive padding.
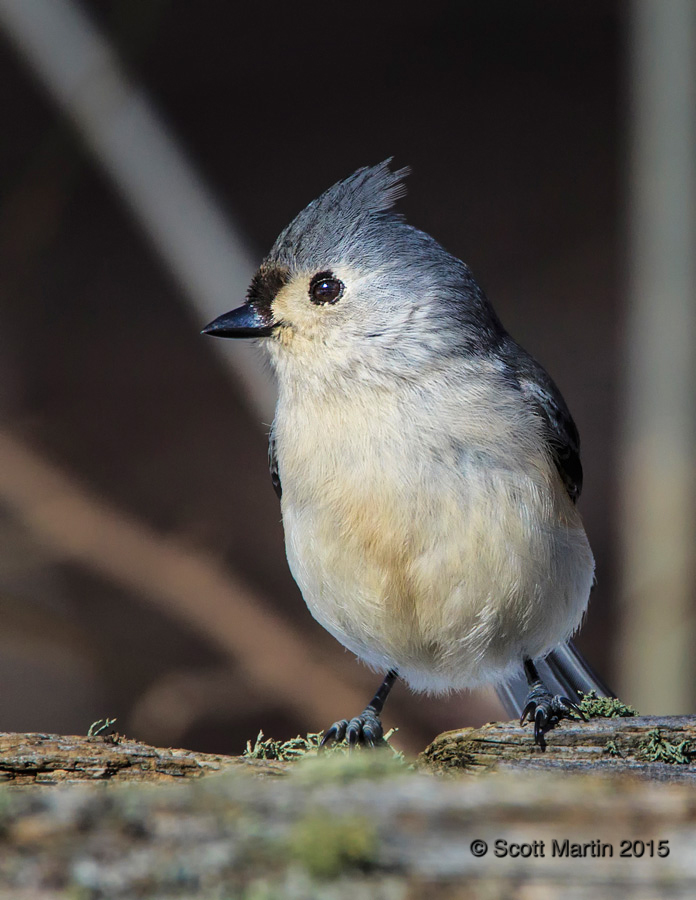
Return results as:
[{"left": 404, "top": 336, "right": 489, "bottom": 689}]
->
[
  {"left": 0, "top": 430, "right": 388, "bottom": 742},
  {"left": 620, "top": 0, "right": 696, "bottom": 713},
  {"left": 0, "top": 0, "right": 275, "bottom": 421},
  {"left": 128, "top": 665, "right": 261, "bottom": 746}
]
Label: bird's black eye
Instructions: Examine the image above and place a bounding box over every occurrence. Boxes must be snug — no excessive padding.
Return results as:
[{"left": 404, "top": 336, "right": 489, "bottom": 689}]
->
[{"left": 309, "top": 271, "right": 344, "bottom": 305}]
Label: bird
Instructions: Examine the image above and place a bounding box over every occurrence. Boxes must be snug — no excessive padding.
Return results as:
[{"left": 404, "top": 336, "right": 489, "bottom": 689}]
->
[{"left": 202, "top": 160, "right": 611, "bottom": 749}]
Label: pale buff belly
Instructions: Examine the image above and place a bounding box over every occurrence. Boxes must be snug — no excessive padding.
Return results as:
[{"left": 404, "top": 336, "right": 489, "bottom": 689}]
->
[{"left": 281, "top": 466, "right": 594, "bottom": 694}]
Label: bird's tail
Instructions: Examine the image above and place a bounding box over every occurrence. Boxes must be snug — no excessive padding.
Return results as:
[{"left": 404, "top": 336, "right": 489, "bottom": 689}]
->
[{"left": 496, "top": 639, "right": 613, "bottom": 719}]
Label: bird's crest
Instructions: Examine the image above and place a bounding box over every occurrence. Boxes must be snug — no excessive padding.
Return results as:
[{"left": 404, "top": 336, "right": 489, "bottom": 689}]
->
[
  {"left": 267, "top": 159, "right": 410, "bottom": 270},
  {"left": 329, "top": 158, "right": 411, "bottom": 214}
]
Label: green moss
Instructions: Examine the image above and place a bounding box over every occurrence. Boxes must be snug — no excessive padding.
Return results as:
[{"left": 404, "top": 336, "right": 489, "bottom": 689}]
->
[
  {"left": 239, "top": 881, "right": 286, "bottom": 900},
  {"left": 243, "top": 730, "right": 324, "bottom": 761},
  {"left": 64, "top": 888, "right": 93, "bottom": 900},
  {"left": 287, "top": 814, "right": 377, "bottom": 878},
  {"left": 578, "top": 691, "right": 637, "bottom": 719},
  {"left": 0, "top": 789, "right": 14, "bottom": 825},
  {"left": 87, "top": 717, "right": 120, "bottom": 743},
  {"left": 243, "top": 728, "right": 404, "bottom": 763},
  {"left": 638, "top": 728, "right": 694, "bottom": 765},
  {"left": 87, "top": 716, "right": 117, "bottom": 737},
  {"left": 292, "top": 746, "right": 406, "bottom": 787},
  {"left": 604, "top": 739, "right": 622, "bottom": 758}
]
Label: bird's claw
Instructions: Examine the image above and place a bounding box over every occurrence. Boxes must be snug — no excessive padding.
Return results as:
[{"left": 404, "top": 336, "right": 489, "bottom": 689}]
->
[
  {"left": 320, "top": 706, "right": 384, "bottom": 750},
  {"left": 520, "top": 681, "right": 586, "bottom": 749}
]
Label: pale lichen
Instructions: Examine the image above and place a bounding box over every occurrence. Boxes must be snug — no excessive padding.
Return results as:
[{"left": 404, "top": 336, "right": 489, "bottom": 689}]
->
[
  {"left": 87, "top": 717, "right": 120, "bottom": 743},
  {"left": 243, "top": 728, "right": 403, "bottom": 763},
  {"left": 638, "top": 728, "right": 694, "bottom": 765},
  {"left": 243, "top": 730, "right": 325, "bottom": 761},
  {"left": 604, "top": 739, "right": 623, "bottom": 758},
  {"left": 578, "top": 691, "right": 637, "bottom": 719}
]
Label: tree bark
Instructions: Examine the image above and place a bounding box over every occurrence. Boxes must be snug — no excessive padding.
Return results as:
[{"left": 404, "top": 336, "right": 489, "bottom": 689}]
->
[
  {"left": 1, "top": 720, "right": 696, "bottom": 897},
  {"left": 2, "top": 715, "right": 696, "bottom": 786},
  {"left": 0, "top": 731, "right": 289, "bottom": 785},
  {"left": 420, "top": 714, "right": 696, "bottom": 781}
]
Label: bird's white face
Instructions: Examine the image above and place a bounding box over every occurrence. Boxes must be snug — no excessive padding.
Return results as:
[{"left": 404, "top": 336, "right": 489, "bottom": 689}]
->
[
  {"left": 261, "top": 258, "right": 412, "bottom": 371},
  {"left": 261, "top": 256, "right": 458, "bottom": 390},
  {"left": 270, "top": 264, "right": 361, "bottom": 350}
]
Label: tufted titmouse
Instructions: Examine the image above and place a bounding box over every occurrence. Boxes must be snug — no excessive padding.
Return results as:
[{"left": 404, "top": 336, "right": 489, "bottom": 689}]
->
[{"left": 203, "top": 161, "right": 611, "bottom": 748}]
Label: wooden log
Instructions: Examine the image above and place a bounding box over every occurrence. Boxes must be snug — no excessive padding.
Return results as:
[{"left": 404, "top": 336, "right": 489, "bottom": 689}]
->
[
  {"left": 421, "top": 714, "right": 696, "bottom": 781},
  {"left": 0, "top": 728, "right": 695, "bottom": 897},
  {"left": 2, "top": 714, "right": 696, "bottom": 787},
  {"left": 0, "top": 731, "right": 289, "bottom": 785}
]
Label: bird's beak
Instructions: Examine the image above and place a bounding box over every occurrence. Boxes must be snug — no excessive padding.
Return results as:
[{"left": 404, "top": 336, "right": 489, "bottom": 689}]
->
[{"left": 201, "top": 303, "right": 275, "bottom": 339}]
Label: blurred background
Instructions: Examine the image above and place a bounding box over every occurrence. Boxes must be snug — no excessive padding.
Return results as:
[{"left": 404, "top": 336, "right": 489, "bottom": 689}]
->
[{"left": 0, "top": 0, "right": 693, "bottom": 756}]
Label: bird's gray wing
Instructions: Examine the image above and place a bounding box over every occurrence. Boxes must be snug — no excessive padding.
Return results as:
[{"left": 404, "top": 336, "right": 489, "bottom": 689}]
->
[
  {"left": 269, "top": 432, "right": 282, "bottom": 500},
  {"left": 495, "top": 353, "right": 607, "bottom": 717},
  {"left": 516, "top": 360, "right": 583, "bottom": 503}
]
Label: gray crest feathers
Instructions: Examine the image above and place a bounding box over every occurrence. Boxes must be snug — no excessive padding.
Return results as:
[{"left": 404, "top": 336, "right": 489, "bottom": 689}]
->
[{"left": 267, "top": 159, "right": 410, "bottom": 270}]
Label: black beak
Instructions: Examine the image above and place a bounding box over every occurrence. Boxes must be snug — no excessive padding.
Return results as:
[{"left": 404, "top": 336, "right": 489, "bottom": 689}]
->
[{"left": 201, "top": 304, "right": 275, "bottom": 338}]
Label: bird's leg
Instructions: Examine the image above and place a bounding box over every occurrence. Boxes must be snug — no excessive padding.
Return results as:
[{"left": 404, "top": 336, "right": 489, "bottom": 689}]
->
[
  {"left": 320, "top": 669, "right": 398, "bottom": 749},
  {"left": 520, "top": 658, "right": 586, "bottom": 749}
]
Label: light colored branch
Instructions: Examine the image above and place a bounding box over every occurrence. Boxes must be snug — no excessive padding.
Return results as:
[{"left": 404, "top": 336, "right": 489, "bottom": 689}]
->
[
  {"left": 0, "top": 0, "right": 276, "bottom": 421},
  {"left": 620, "top": 0, "right": 696, "bottom": 713}
]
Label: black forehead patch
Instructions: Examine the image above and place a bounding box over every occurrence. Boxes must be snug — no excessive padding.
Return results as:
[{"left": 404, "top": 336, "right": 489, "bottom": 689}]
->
[{"left": 246, "top": 265, "right": 290, "bottom": 313}]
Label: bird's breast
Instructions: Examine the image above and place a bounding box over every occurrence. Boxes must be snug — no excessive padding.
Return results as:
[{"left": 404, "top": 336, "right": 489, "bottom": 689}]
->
[{"left": 271, "top": 383, "right": 593, "bottom": 690}]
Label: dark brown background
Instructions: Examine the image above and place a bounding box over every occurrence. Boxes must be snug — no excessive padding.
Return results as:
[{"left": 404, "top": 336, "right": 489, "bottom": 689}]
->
[{"left": 0, "top": 1, "right": 623, "bottom": 754}]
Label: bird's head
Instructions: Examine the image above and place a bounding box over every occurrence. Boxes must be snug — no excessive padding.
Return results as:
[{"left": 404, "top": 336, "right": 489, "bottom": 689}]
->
[{"left": 203, "top": 161, "right": 503, "bottom": 382}]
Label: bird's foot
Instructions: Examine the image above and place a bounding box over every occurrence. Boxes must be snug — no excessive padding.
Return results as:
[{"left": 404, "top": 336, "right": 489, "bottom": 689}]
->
[
  {"left": 320, "top": 705, "right": 385, "bottom": 750},
  {"left": 520, "top": 680, "right": 586, "bottom": 749}
]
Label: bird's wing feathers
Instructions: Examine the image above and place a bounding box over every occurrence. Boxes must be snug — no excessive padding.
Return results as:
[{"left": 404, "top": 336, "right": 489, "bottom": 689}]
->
[
  {"left": 269, "top": 432, "right": 282, "bottom": 500},
  {"left": 517, "top": 363, "right": 583, "bottom": 503}
]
